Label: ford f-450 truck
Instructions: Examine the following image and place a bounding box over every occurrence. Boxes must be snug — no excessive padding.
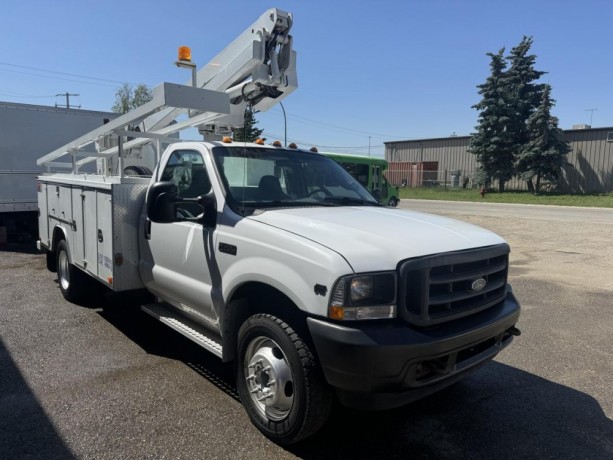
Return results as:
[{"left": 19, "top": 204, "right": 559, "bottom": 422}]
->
[{"left": 36, "top": 8, "right": 520, "bottom": 444}]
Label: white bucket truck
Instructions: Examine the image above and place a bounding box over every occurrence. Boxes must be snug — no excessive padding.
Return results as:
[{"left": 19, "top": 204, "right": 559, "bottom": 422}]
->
[{"left": 36, "top": 8, "right": 520, "bottom": 444}]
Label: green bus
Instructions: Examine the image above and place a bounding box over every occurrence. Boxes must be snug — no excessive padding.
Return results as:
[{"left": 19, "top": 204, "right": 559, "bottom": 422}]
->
[{"left": 322, "top": 152, "right": 400, "bottom": 207}]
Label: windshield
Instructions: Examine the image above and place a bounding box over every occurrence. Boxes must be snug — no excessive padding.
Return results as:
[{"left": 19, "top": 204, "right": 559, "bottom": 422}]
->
[{"left": 212, "top": 146, "right": 379, "bottom": 214}]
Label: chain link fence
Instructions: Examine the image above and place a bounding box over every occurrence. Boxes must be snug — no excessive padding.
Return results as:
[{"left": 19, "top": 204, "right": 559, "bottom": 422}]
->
[{"left": 386, "top": 167, "right": 532, "bottom": 191}]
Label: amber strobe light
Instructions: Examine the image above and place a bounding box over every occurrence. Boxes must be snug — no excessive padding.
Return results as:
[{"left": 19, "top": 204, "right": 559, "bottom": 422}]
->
[{"left": 178, "top": 46, "right": 192, "bottom": 62}]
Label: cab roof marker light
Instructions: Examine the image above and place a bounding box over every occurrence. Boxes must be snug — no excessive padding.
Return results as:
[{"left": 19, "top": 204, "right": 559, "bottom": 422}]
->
[
  {"left": 288, "top": 142, "right": 298, "bottom": 149},
  {"left": 272, "top": 140, "right": 283, "bottom": 147}
]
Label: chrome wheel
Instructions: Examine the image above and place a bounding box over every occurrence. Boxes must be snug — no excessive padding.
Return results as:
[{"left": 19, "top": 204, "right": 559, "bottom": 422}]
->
[
  {"left": 55, "top": 239, "right": 87, "bottom": 302},
  {"left": 237, "top": 314, "right": 332, "bottom": 443},
  {"left": 58, "top": 248, "right": 70, "bottom": 291},
  {"left": 244, "top": 336, "right": 294, "bottom": 421}
]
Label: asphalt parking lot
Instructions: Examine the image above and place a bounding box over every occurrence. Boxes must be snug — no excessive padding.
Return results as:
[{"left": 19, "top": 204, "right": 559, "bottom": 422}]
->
[{"left": 1, "top": 201, "right": 612, "bottom": 459}]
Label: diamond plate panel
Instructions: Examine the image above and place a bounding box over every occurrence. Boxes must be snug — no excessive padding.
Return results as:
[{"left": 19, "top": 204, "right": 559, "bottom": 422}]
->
[{"left": 111, "top": 182, "right": 148, "bottom": 291}]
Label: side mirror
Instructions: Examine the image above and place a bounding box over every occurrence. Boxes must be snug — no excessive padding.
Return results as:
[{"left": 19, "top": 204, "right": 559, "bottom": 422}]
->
[
  {"left": 198, "top": 191, "right": 217, "bottom": 227},
  {"left": 147, "top": 182, "right": 178, "bottom": 223}
]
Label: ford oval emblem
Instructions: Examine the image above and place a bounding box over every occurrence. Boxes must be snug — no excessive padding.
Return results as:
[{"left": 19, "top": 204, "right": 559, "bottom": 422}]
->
[{"left": 471, "top": 278, "right": 487, "bottom": 291}]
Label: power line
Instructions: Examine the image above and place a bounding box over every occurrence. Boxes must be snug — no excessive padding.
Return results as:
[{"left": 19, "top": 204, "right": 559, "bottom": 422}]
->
[
  {"left": 0, "top": 67, "right": 120, "bottom": 88},
  {"left": 262, "top": 131, "right": 312, "bottom": 146},
  {"left": 0, "top": 90, "right": 56, "bottom": 99},
  {"left": 0, "top": 61, "right": 133, "bottom": 85},
  {"left": 266, "top": 107, "right": 412, "bottom": 140},
  {"left": 288, "top": 112, "right": 406, "bottom": 139},
  {"left": 0, "top": 61, "right": 407, "bottom": 142}
]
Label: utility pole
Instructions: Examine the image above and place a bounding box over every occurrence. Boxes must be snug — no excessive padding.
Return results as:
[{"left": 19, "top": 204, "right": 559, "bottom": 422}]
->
[
  {"left": 368, "top": 136, "right": 371, "bottom": 157},
  {"left": 585, "top": 108, "right": 598, "bottom": 127},
  {"left": 55, "top": 93, "right": 80, "bottom": 109}
]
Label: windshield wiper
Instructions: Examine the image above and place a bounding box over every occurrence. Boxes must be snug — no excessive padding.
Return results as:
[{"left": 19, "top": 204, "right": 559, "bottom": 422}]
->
[
  {"left": 323, "top": 197, "right": 381, "bottom": 206},
  {"left": 256, "top": 201, "right": 336, "bottom": 209}
]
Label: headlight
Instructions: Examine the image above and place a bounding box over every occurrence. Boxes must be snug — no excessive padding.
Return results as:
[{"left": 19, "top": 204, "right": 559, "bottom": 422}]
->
[
  {"left": 350, "top": 276, "right": 374, "bottom": 301},
  {"left": 328, "top": 272, "right": 397, "bottom": 320}
]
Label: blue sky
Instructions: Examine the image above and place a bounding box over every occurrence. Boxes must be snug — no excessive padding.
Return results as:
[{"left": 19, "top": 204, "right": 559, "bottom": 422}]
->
[{"left": 1, "top": 0, "right": 612, "bottom": 157}]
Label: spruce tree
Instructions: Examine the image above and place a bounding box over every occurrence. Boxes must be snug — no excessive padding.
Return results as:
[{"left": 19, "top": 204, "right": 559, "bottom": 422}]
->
[
  {"left": 233, "top": 108, "right": 263, "bottom": 142},
  {"left": 505, "top": 36, "right": 546, "bottom": 191},
  {"left": 517, "top": 85, "right": 570, "bottom": 193},
  {"left": 469, "top": 49, "right": 515, "bottom": 192}
]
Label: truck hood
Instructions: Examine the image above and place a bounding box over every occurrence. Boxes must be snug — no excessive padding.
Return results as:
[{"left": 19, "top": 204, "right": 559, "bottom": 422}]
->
[{"left": 248, "top": 206, "right": 506, "bottom": 273}]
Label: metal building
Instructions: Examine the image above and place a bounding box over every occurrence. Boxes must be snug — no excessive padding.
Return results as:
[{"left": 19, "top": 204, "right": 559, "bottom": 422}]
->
[{"left": 384, "top": 126, "right": 613, "bottom": 193}]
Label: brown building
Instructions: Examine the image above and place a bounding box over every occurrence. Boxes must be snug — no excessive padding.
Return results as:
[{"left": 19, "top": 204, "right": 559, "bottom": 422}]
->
[{"left": 384, "top": 126, "right": 613, "bottom": 193}]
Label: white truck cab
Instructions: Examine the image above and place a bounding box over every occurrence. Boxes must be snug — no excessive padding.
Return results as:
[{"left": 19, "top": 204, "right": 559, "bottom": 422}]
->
[{"left": 35, "top": 8, "right": 520, "bottom": 444}]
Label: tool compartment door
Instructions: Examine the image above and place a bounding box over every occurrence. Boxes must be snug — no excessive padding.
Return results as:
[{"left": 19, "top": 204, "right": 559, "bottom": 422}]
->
[
  {"left": 96, "top": 191, "right": 113, "bottom": 283},
  {"left": 81, "top": 190, "right": 98, "bottom": 275},
  {"left": 37, "top": 181, "right": 49, "bottom": 247},
  {"left": 71, "top": 188, "right": 85, "bottom": 267}
]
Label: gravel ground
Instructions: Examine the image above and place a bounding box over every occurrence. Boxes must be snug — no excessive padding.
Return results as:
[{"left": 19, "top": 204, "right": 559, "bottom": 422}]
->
[{"left": 1, "top": 203, "right": 612, "bottom": 459}]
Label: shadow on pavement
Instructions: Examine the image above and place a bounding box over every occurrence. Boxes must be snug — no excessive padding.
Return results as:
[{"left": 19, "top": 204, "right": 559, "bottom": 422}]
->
[
  {"left": 289, "top": 362, "right": 613, "bottom": 459},
  {"left": 97, "top": 295, "right": 238, "bottom": 400},
  {"left": 96, "top": 298, "right": 613, "bottom": 459},
  {"left": 0, "top": 338, "right": 75, "bottom": 459},
  {"left": 0, "top": 241, "right": 39, "bottom": 255}
]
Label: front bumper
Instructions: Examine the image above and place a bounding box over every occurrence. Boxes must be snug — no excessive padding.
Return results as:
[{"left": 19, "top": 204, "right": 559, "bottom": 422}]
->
[{"left": 307, "top": 287, "right": 520, "bottom": 410}]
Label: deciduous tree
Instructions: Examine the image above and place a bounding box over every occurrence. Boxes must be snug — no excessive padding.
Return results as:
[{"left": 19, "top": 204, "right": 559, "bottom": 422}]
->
[{"left": 112, "top": 83, "right": 153, "bottom": 114}]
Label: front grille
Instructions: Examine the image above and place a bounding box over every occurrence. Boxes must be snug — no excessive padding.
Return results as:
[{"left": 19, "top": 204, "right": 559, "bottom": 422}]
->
[{"left": 399, "top": 244, "right": 509, "bottom": 326}]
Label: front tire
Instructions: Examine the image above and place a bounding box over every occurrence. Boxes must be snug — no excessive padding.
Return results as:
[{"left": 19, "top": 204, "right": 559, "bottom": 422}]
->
[
  {"left": 236, "top": 314, "right": 332, "bottom": 444},
  {"left": 388, "top": 197, "right": 398, "bottom": 207},
  {"left": 56, "top": 240, "right": 87, "bottom": 302}
]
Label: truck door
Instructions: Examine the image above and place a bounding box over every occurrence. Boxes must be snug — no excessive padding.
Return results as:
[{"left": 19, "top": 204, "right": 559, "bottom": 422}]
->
[{"left": 140, "top": 149, "right": 218, "bottom": 326}]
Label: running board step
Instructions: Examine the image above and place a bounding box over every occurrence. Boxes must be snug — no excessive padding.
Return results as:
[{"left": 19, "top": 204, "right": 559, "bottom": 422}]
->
[{"left": 141, "top": 303, "right": 223, "bottom": 358}]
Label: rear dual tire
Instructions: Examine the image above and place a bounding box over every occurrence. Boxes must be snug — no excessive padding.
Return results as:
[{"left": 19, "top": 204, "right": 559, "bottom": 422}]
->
[{"left": 56, "top": 240, "right": 88, "bottom": 302}]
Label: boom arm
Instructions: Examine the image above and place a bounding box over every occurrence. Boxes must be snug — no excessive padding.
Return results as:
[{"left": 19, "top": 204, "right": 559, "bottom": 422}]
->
[
  {"left": 143, "top": 8, "right": 296, "bottom": 135},
  {"left": 37, "top": 8, "right": 297, "bottom": 169}
]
